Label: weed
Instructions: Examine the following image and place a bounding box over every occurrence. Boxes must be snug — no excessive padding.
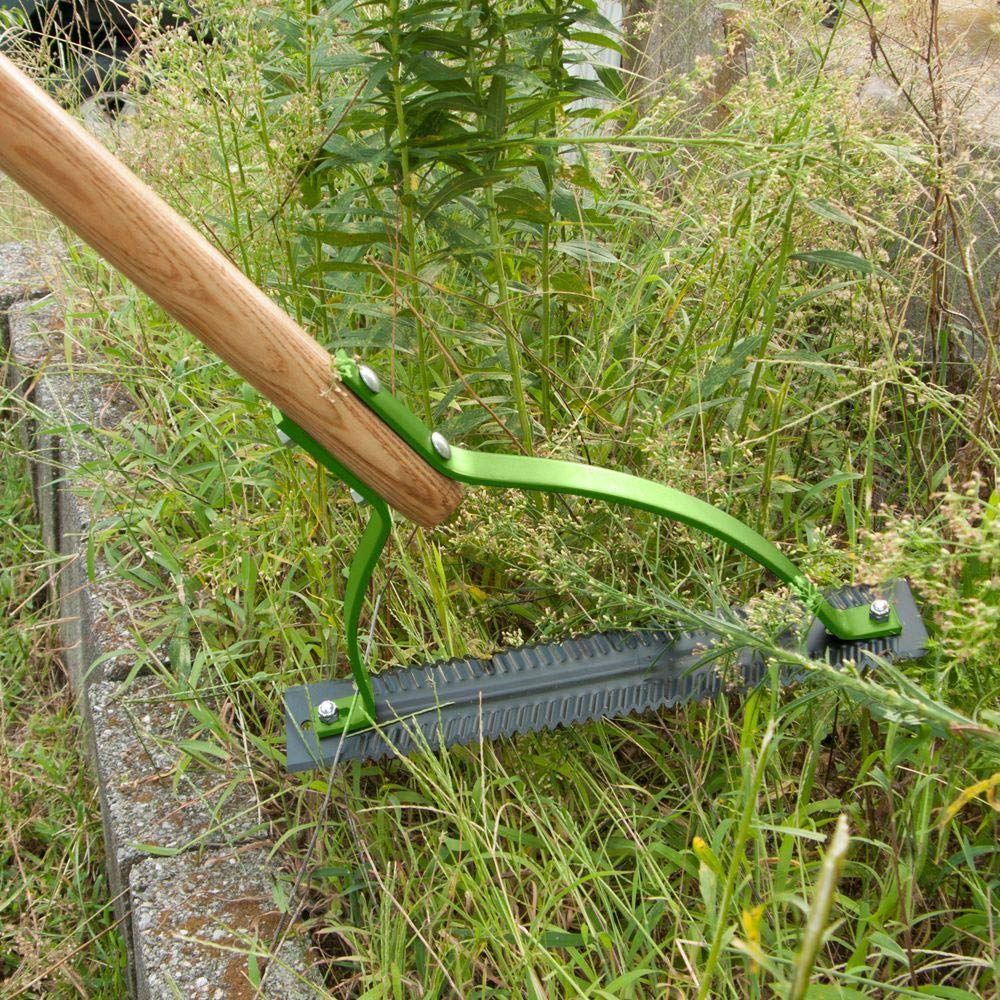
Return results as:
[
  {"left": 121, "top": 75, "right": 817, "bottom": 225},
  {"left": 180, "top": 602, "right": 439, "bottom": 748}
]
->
[{"left": 0, "top": 406, "right": 126, "bottom": 996}]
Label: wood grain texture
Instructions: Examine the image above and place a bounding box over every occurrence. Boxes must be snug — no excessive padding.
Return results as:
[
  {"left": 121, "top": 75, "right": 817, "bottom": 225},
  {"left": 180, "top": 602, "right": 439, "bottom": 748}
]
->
[{"left": 0, "top": 53, "right": 463, "bottom": 527}]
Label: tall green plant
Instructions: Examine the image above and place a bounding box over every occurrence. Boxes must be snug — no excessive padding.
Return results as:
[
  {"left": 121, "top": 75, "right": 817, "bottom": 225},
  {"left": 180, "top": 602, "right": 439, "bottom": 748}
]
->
[{"left": 260, "top": 0, "right": 622, "bottom": 449}]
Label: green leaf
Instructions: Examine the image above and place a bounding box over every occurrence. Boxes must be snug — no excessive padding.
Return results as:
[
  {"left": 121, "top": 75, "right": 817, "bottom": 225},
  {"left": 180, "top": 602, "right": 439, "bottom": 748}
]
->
[
  {"left": 538, "top": 929, "right": 587, "bottom": 948},
  {"left": 494, "top": 186, "right": 548, "bottom": 222},
  {"left": 554, "top": 239, "right": 621, "bottom": 266},
  {"left": 421, "top": 170, "right": 506, "bottom": 217},
  {"left": 805, "top": 199, "right": 860, "bottom": 228},
  {"left": 791, "top": 249, "right": 876, "bottom": 275},
  {"left": 603, "top": 969, "right": 656, "bottom": 992},
  {"left": 129, "top": 843, "right": 183, "bottom": 857},
  {"left": 178, "top": 739, "right": 230, "bottom": 762},
  {"left": 247, "top": 951, "right": 261, "bottom": 988},
  {"left": 319, "top": 135, "right": 388, "bottom": 166},
  {"left": 867, "top": 930, "right": 908, "bottom": 964},
  {"left": 800, "top": 988, "right": 870, "bottom": 999},
  {"left": 915, "top": 988, "right": 990, "bottom": 999},
  {"left": 805, "top": 472, "right": 862, "bottom": 498},
  {"left": 569, "top": 30, "right": 624, "bottom": 55}
]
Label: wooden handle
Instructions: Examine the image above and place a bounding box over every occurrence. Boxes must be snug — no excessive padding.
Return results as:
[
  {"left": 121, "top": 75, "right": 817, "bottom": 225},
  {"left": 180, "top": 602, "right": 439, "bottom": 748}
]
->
[{"left": 0, "top": 54, "right": 463, "bottom": 527}]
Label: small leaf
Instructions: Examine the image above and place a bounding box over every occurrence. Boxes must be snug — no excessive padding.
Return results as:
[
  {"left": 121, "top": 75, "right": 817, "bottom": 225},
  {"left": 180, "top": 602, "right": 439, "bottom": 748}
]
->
[
  {"left": 805, "top": 199, "right": 861, "bottom": 228},
  {"left": 554, "top": 239, "right": 621, "bottom": 266},
  {"left": 791, "top": 249, "right": 876, "bottom": 275},
  {"left": 247, "top": 951, "right": 261, "bottom": 988},
  {"left": 569, "top": 30, "right": 625, "bottom": 55},
  {"left": 422, "top": 170, "right": 507, "bottom": 217},
  {"left": 868, "top": 930, "right": 908, "bottom": 964},
  {"left": 130, "top": 843, "right": 183, "bottom": 857},
  {"left": 178, "top": 739, "right": 230, "bottom": 762}
]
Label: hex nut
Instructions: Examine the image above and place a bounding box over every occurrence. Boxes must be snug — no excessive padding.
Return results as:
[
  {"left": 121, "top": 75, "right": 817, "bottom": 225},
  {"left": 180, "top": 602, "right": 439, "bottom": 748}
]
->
[
  {"left": 869, "top": 598, "right": 891, "bottom": 622},
  {"left": 316, "top": 699, "right": 339, "bottom": 723}
]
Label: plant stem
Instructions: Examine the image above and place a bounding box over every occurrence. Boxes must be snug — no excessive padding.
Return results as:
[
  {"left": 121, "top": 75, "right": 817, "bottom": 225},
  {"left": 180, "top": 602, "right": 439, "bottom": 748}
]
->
[
  {"left": 539, "top": 0, "right": 564, "bottom": 436},
  {"left": 486, "top": 187, "right": 534, "bottom": 454},
  {"left": 540, "top": 219, "right": 553, "bottom": 434},
  {"left": 787, "top": 815, "right": 851, "bottom": 1000},
  {"left": 387, "top": 0, "right": 433, "bottom": 422},
  {"left": 696, "top": 722, "right": 775, "bottom": 1000}
]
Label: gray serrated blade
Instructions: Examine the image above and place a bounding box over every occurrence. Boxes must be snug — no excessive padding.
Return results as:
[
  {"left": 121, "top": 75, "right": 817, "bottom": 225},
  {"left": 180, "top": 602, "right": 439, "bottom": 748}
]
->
[{"left": 285, "top": 579, "right": 927, "bottom": 771}]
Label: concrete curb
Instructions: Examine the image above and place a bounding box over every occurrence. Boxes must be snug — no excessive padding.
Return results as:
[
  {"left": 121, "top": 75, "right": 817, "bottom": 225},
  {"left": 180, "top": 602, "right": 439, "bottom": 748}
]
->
[{"left": 1, "top": 244, "right": 321, "bottom": 998}]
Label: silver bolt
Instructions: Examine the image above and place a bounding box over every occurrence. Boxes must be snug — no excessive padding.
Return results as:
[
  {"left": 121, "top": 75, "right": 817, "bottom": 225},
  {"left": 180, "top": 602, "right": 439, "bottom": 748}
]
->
[
  {"left": 358, "top": 364, "right": 381, "bottom": 394},
  {"left": 316, "top": 699, "right": 339, "bottom": 723},
  {"left": 276, "top": 427, "right": 292, "bottom": 447},
  {"left": 869, "top": 598, "right": 891, "bottom": 622},
  {"left": 431, "top": 431, "right": 452, "bottom": 460}
]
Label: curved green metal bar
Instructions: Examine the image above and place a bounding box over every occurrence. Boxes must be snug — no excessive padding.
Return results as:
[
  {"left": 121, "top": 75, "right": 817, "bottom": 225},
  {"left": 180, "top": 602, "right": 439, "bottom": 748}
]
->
[
  {"left": 338, "top": 361, "right": 900, "bottom": 645},
  {"left": 440, "top": 448, "right": 901, "bottom": 641},
  {"left": 341, "top": 501, "right": 390, "bottom": 717},
  {"left": 274, "top": 409, "right": 388, "bottom": 734}
]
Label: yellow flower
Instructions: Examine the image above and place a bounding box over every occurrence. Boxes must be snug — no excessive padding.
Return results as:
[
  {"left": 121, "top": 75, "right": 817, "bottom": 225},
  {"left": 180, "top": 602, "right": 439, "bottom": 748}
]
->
[{"left": 740, "top": 905, "right": 766, "bottom": 972}]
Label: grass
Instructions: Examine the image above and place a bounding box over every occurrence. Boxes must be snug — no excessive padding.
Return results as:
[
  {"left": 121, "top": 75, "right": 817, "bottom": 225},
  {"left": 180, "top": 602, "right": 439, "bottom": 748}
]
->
[
  {"left": 0, "top": 400, "right": 127, "bottom": 995},
  {"left": 1, "top": 0, "right": 999, "bottom": 996}
]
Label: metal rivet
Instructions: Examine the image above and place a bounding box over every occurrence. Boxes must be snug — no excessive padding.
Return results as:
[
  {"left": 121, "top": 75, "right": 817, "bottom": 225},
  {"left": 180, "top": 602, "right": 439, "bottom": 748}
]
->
[
  {"left": 358, "top": 364, "right": 381, "bottom": 394},
  {"left": 316, "top": 699, "right": 339, "bottom": 723},
  {"left": 276, "top": 427, "right": 292, "bottom": 447},
  {"left": 349, "top": 488, "right": 367, "bottom": 506},
  {"left": 431, "top": 431, "right": 452, "bottom": 460},
  {"left": 869, "top": 598, "right": 891, "bottom": 622}
]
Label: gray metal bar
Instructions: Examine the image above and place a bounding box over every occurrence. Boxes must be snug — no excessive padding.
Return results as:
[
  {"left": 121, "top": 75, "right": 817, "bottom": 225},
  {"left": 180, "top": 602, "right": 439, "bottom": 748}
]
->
[{"left": 285, "top": 579, "right": 927, "bottom": 771}]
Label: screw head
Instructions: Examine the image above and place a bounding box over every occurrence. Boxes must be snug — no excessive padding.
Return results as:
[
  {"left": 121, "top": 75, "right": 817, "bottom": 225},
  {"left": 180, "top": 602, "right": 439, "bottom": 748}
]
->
[
  {"left": 431, "top": 431, "right": 452, "bottom": 460},
  {"left": 358, "top": 364, "right": 381, "bottom": 394},
  {"left": 316, "top": 699, "right": 339, "bottom": 724},
  {"left": 869, "top": 598, "right": 891, "bottom": 622}
]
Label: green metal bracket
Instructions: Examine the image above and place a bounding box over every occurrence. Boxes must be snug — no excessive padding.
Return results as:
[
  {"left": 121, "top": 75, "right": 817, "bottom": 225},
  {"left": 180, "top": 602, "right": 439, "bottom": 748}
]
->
[
  {"left": 277, "top": 361, "right": 901, "bottom": 735},
  {"left": 274, "top": 409, "right": 388, "bottom": 739}
]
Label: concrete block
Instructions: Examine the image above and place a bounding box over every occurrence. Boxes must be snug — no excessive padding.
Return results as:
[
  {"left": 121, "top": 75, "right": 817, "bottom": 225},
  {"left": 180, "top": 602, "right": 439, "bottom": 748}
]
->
[
  {"left": 6, "top": 298, "right": 65, "bottom": 567},
  {"left": 3, "top": 247, "right": 322, "bottom": 1000},
  {"left": 7, "top": 296, "right": 146, "bottom": 684},
  {"left": 0, "top": 241, "right": 53, "bottom": 313},
  {"left": 87, "top": 677, "right": 265, "bottom": 911},
  {"left": 130, "top": 848, "right": 321, "bottom": 999},
  {"left": 5, "top": 296, "right": 63, "bottom": 389},
  {"left": 1, "top": 243, "right": 51, "bottom": 428},
  {"left": 47, "top": 379, "right": 144, "bottom": 686}
]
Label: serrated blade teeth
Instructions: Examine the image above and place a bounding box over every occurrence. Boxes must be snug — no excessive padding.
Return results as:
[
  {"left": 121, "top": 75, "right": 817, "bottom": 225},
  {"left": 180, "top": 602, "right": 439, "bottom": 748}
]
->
[{"left": 285, "top": 580, "right": 927, "bottom": 771}]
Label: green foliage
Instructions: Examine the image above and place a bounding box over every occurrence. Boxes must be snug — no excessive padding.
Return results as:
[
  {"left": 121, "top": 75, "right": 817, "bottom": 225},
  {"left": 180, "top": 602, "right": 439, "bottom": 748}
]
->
[
  {"left": 256, "top": 0, "right": 622, "bottom": 445},
  {"left": 0, "top": 411, "right": 127, "bottom": 996}
]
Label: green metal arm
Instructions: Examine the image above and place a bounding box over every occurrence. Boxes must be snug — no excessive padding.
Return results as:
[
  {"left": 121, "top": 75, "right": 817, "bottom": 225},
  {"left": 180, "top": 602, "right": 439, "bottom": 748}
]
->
[
  {"left": 275, "top": 410, "right": 390, "bottom": 735},
  {"left": 278, "top": 360, "right": 900, "bottom": 738}
]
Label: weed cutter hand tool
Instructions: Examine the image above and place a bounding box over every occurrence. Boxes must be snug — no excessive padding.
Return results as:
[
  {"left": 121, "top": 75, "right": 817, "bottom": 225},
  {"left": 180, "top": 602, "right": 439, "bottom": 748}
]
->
[{"left": 0, "top": 54, "right": 928, "bottom": 773}]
